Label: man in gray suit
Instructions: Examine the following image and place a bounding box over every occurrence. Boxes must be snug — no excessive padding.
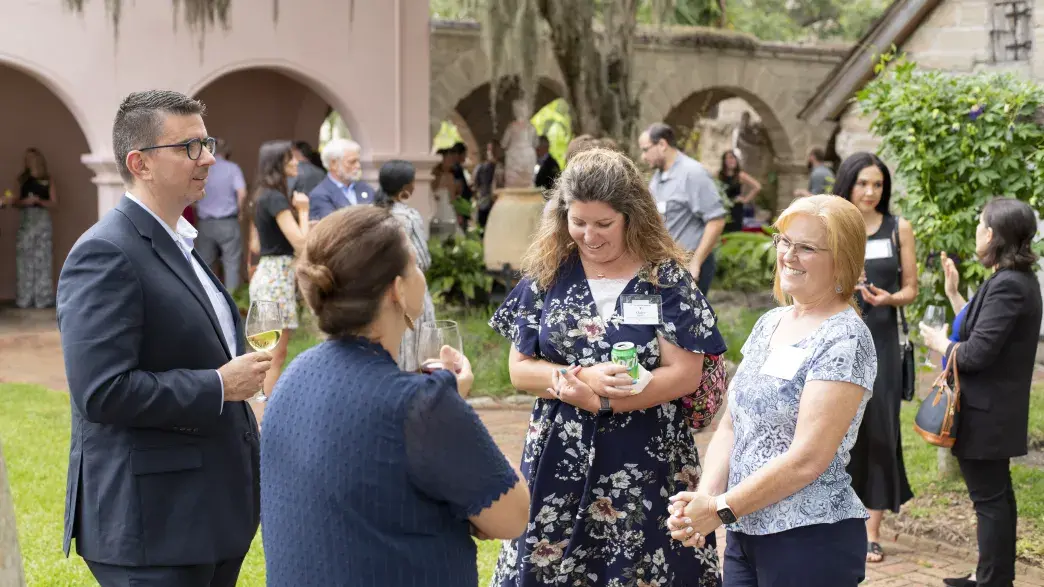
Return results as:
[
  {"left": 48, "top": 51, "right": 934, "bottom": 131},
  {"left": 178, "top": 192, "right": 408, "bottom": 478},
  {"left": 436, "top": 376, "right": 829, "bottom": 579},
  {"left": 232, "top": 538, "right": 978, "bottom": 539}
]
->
[{"left": 57, "top": 90, "right": 272, "bottom": 587}]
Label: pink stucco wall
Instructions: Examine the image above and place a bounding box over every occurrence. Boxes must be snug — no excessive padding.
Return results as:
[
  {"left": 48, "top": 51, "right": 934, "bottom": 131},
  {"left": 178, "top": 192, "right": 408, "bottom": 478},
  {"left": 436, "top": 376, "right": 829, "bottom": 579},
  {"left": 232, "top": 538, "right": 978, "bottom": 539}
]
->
[{"left": 0, "top": 0, "right": 435, "bottom": 301}]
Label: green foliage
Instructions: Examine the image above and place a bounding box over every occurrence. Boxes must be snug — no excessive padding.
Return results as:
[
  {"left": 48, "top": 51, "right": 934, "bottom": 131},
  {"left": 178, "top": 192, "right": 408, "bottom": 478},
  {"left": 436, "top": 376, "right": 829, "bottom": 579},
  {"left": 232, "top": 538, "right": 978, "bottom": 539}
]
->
[
  {"left": 858, "top": 53, "right": 1044, "bottom": 319},
  {"left": 726, "top": 0, "right": 888, "bottom": 42},
  {"left": 714, "top": 229, "right": 777, "bottom": 293},
  {"left": 531, "top": 99, "right": 573, "bottom": 166},
  {"left": 427, "top": 232, "right": 495, "bottom": 306},
  {"left": 432, "top": 120, "right": 465, "bottom": 151}
]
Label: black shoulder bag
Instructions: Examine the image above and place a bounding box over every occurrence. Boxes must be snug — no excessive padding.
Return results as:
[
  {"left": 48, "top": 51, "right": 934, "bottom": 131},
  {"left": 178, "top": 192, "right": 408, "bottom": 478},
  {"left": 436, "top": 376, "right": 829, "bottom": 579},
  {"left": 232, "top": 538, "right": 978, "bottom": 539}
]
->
[{"left": 894, "top": 220, "right": 916, "bottom": 401}]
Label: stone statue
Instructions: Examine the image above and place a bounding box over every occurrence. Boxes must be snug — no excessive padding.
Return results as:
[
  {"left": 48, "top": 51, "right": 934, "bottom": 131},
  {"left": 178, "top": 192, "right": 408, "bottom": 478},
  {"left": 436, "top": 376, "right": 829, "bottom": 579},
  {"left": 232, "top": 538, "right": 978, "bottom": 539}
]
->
[{"left": 500, "top": 99, "right": 538, "bottom": 188}]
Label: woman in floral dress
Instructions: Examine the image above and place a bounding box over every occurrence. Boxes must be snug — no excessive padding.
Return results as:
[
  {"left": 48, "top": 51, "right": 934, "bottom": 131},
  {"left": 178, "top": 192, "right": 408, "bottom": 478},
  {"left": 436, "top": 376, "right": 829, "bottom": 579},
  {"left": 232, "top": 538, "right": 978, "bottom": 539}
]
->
[{"left": 489, "top": 148, "right": 728, "bottom": 587}]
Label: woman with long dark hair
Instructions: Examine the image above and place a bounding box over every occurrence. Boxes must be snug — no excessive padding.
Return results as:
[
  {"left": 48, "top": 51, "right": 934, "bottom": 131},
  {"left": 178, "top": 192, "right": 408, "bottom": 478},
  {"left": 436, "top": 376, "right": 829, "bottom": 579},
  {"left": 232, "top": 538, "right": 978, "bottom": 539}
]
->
[
  {"left": 922, "top": 198, "right": 1043, "bottom": 587},
  {"left": 832, "top": 152, "right": 918, "bottom": 563},
  {"left": 718, "top": 149, "right": 761, "bottom": 233},
  {"left": 375, "top": 160, "right": 438, "bottom": 372},
  {"left": 249, "top": 140, "right": 310, "bottom": 406},
  {"left": 14, "top": 148, "right": 58, "bottom": 308}
]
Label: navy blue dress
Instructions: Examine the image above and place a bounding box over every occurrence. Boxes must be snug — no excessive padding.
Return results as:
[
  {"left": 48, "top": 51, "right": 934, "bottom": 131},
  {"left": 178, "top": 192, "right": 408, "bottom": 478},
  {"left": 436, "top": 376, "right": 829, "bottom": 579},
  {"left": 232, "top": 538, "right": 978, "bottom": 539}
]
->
[
  {"left": 260, "top": 336, "right": 518, "bottom": 587},
  {"left": 488, "top": 256, "right": 728, "bottom": 587}
]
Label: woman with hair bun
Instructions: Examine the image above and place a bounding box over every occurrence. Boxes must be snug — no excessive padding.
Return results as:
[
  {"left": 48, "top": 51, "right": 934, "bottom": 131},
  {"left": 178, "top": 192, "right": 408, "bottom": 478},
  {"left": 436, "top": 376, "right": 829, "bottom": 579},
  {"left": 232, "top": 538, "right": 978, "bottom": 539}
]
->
[{"left": 260, "top": 205, "right": 530, "bottom": 586}]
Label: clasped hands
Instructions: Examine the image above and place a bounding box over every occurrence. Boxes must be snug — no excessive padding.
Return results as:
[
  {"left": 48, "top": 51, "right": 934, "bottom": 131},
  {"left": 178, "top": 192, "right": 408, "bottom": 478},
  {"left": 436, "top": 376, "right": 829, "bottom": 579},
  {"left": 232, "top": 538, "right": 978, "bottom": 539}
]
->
[
  {"left": 665, "top": 491, "right": 721, "bottom": 549},
  {"left": 546, "top": 362, "right": 637, "bottom": 413}
]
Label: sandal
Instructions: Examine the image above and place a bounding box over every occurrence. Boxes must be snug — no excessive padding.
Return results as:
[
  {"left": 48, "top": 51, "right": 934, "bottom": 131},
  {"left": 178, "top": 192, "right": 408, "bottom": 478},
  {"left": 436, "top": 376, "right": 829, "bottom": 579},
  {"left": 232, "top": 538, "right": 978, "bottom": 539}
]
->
[{"left": 866, "top": 541, "right": 885, "bottom": 563}]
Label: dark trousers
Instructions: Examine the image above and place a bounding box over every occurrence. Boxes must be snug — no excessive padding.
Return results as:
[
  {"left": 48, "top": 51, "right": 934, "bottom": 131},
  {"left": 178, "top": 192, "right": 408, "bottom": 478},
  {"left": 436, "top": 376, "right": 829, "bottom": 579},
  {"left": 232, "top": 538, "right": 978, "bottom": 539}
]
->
[
  {"left": 86, "top": 556, "right": 245, "bottom": 587},
  {"left": 958, "top": 457, "right": 1017, "bottom": 587},
  {"left": 697, "top": 252, "right": 717, "bottom": 295},
  {"left": 724, "top": 518, "right": 867, "bottom": 587}
]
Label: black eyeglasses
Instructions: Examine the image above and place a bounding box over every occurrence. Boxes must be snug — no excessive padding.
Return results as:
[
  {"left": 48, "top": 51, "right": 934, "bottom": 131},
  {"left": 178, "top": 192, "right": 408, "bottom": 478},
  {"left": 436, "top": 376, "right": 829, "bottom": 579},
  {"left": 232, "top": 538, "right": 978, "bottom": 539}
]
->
[{"left": 138, "top": 137, "right": 217, "bottom": 161}]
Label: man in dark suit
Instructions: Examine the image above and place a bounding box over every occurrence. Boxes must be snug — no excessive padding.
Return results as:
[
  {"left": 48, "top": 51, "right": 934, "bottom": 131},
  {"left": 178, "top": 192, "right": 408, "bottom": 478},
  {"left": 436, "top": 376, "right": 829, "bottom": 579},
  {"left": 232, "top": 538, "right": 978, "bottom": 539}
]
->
[
  {"left": 308, "top": 138, "right": 375, "bottom": 221},
  {"left": 57, "top": 90, "right": 272, "bottom": 587},
  {"left": 534, "top": 135, "right": 561, "bottom": 191}
]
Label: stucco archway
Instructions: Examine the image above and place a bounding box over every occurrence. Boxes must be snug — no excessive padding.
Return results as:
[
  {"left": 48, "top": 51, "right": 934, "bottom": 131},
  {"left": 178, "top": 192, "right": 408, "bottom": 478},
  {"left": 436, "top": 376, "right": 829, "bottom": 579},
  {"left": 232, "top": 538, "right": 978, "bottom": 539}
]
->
[{"left": 0, "top": 62, "right": 94, "bottom": 302}]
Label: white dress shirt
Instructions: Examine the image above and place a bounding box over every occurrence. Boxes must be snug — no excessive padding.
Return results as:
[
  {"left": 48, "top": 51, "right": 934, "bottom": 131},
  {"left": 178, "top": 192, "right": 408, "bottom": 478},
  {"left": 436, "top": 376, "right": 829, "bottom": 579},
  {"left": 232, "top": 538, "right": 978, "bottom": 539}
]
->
[{"left": 125, "top": 192, "right": 238, "bottom": 411}]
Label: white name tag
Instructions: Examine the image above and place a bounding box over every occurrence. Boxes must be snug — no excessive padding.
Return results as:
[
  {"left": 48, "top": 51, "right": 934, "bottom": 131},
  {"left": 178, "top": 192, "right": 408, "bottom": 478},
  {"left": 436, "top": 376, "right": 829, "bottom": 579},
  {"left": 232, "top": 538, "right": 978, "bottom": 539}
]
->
[
  {"left": 760, "top": 345, "right": 812, "bottom": 380},
  {"left": 621, "top": 295, "right": 663, "bottom": 325},
  {"left": 865, "top": 239, "right": 893, "bottom": 260},
  {"left": 656, "top": 201, "right": 667, "bottom": 215}
]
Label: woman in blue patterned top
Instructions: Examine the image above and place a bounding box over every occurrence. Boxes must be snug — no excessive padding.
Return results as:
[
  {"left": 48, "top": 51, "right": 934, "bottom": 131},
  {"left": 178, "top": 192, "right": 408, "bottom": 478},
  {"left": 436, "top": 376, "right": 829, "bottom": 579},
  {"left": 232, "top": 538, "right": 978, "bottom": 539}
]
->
[
  {"left": 260, "top": 206, "right": 530, "bottom": 586},
  {"left": 668, "top": 195, "right": 878, "bottom": 587},
  {"left": 489, "top": 148, "right": 728, "bottom": 586}
]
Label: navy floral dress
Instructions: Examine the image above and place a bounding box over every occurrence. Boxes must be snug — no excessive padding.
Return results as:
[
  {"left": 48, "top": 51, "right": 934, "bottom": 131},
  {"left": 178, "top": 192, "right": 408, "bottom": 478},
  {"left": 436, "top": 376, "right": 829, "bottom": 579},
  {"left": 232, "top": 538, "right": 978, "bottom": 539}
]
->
[{"left": 489, "top": 255, "right": 727, "bottom": 587}]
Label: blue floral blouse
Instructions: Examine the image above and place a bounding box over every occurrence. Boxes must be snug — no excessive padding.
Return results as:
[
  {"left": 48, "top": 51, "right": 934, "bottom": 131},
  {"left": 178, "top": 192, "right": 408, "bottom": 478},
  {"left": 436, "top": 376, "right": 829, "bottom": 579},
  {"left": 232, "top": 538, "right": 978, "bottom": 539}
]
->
[
  {"left": 488, "top": 254, "right": 728, "bottom": 587},
  {"left": 727, "top": 306, "right": 877, "bottom": 536}
]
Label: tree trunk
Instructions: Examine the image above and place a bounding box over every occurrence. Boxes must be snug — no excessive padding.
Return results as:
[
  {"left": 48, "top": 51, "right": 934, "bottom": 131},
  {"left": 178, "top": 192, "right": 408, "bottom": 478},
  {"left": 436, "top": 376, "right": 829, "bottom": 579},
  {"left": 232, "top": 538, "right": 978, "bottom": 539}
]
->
[
  {"left": 937, "top": 447, "right": 962, "bottom": 481},
  {"left": 0, "top": 440, "right": 26, "bottom": 587},
  {"left": 535, "top": 0, "right": 642, "bottom": 150}
]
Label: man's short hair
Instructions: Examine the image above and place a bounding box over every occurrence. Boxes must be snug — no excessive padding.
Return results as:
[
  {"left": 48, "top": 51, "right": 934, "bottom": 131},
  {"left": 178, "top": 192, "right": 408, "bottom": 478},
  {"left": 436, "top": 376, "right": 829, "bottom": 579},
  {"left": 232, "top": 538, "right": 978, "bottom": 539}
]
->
[
  {"left": 215, "top": 138, "right": 231, "bottom": 158},
  {"left": 320, "top": 138, "right": 361, "bottom": 170},
  {"left": 646, "top": 123, "right": 676, "bottom": 148},
  {"left": 809, "top": 148, "right": 827, "bottom": 162},
  {"left": 113, "top": 90, "right": 205, "bottom": 183},
  {"left": 538, "top": 135, "right": 550, "bottom": 149},
  {"left": 451, "top": 142, "right": 467, "bottom": 155}
]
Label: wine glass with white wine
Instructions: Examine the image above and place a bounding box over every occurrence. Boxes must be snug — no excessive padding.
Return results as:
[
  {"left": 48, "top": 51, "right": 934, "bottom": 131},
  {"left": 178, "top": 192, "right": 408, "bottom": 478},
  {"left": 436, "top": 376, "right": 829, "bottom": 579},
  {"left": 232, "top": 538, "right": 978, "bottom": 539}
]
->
[
  {"left": 416, "top": 320, "right": 464, "bottom": 374},
  {"left": 245, "top": 299, "right": 283, "bottom": 403},
  {"left": 922, "top": 305, "right": 947, "bottom": 368}
]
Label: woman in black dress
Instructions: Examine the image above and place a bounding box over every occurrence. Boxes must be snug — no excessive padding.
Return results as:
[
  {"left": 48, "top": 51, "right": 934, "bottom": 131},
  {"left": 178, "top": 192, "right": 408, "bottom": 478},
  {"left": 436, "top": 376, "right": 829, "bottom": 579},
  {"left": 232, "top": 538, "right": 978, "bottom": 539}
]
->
[
  {"left": 718, "top": 150, "right": 761, "bottom": 233},
  {"left": 833, "top": 152, "right": 918, "bottom": 563}
]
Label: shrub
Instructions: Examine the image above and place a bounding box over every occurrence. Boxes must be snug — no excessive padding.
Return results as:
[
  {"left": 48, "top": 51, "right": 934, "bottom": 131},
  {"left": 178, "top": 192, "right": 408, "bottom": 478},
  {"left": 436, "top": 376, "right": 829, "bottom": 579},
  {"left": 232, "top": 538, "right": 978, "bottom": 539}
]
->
[
  {"left": 715, "top": 229, "right": 776, "bottom": 292},
  {"left": 427, "top": 231, "right": 494, "bottom": 306},
  {"left": 858, "top": 52, "right": 1044, "bottom": 319}
]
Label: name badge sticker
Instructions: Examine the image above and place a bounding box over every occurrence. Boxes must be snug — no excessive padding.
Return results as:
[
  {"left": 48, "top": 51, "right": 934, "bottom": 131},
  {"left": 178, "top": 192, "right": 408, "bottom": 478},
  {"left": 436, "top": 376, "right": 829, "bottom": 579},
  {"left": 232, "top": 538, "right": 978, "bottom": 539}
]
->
[
  {"left": 621, "top": 294, "right": 663, "bottom": 325},
  {"left": 865, "top": 239, "right": 893, "bottom": 260},
  {"left": 760, "top": 345, "right": 812, "bottom": 381},
  {"left": 656, "top": 201, "right": 667, "bottom": 215}
]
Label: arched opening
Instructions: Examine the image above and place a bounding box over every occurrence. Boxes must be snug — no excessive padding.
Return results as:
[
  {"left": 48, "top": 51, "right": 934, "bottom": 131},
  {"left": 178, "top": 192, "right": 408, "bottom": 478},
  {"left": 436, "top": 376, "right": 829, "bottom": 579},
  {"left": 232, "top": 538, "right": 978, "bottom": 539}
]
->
[
  {"left": 665, "top": 89, "right": 790, "bottom": 220},
  {"left": 0, "top": 64, "right": 93, "bottom": 303},
  {"left": 452, "top": 77, "right": 565, "bottom": 155},
  {"left": 192, "top": 67, "right": 351, "bottom": 289}
]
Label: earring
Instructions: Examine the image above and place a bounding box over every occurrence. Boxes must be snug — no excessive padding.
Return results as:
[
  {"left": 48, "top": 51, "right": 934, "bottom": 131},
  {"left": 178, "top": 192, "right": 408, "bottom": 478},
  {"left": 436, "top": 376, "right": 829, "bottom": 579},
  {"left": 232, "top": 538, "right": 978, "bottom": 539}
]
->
[
  {"left": 404, "top": 312, "right": 416, "bottom": 331},
  {"left": 835, "top": 284, "right": 843, "bottom": 294}
]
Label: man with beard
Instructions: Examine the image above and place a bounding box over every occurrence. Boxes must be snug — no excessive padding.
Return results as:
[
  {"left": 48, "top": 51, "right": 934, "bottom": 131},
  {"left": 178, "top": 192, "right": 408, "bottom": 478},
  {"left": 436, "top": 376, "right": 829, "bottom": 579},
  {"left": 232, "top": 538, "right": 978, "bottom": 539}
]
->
[{"left": 308, "top": 138, "right": 375, "bottom": 221}]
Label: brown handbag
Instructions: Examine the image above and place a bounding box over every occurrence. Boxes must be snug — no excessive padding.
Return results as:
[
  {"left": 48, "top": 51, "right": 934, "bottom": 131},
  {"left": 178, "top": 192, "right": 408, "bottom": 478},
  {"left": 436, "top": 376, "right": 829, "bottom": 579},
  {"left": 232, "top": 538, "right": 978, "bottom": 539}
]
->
[{"left": 913, "top": 343, "right": 961, "bottom": 448}]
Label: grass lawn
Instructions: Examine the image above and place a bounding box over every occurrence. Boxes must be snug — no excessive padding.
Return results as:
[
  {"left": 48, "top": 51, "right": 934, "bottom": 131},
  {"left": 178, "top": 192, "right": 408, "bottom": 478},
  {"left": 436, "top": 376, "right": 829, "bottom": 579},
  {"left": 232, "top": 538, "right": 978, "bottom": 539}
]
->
[
  {"left": 0, "top": 382, "right": 504, "bottom": 586},
  {"left": 893, "top": 382, "right": 1044, "bottom": 565}
]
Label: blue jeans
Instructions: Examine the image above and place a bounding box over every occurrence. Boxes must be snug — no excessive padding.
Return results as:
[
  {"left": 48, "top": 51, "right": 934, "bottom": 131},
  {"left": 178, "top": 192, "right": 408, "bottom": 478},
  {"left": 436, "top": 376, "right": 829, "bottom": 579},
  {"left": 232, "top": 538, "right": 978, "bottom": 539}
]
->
[{"left": 724, "top": 518, "right": 867, "bottom": 587}]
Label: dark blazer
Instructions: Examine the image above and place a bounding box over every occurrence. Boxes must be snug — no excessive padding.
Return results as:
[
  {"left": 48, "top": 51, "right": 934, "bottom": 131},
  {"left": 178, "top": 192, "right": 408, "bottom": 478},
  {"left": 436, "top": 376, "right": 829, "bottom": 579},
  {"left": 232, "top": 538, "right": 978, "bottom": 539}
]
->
[
  {"left": 56, "top": 196, "right": 259, "bottom": 566},
  {"left": 308, "top": 176, "right": 375, "bottom": 221},
  {"left": 947, "top": 268, "right": 1042, "bottom": 460},
  {"left": 289, "top": 160, "right": 326, "bottom": 196},
  {"left": 534, "top": 154, "right": 561, "bottom": 191}
]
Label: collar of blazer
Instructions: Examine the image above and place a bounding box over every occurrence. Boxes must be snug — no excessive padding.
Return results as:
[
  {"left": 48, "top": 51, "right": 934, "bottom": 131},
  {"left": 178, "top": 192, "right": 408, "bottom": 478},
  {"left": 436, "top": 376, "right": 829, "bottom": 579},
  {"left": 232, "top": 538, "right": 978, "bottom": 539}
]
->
[{"left": 115, "top": 195, "right": 237, "bottom": 360}]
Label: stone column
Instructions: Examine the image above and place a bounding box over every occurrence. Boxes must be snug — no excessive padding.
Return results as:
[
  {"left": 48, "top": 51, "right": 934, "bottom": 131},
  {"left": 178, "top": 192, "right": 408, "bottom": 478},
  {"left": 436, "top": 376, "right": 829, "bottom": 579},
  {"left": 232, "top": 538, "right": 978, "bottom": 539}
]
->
[
  {"left": 362, "top": 152, "right": 441, "bottom": 222},
  {"left": 774, "top": 159, "right": 810, "bottom": 213},
  {"left": 0, "top": 439, "right": 26, "bottom": 587},
  {"left": 81, "top": 154, "right": 126, "bottom": 217}
]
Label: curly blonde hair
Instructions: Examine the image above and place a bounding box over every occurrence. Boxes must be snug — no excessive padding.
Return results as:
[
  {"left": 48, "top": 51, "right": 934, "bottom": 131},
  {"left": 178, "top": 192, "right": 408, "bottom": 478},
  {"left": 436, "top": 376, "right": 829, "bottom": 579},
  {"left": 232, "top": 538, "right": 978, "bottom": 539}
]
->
[{"left": 521, "top": 148, "right": 687, "bottom": 289}]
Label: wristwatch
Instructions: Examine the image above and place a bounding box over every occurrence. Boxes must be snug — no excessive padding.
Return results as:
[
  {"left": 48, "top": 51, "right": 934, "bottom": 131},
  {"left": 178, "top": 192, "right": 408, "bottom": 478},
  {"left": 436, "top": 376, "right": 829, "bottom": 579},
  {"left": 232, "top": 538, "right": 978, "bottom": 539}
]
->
[
  {"left": 715, "top": 494, "right": 737, "bottom": 525},
  {"left": 597, "top": 396, "right": 613, "bottom": 417}
]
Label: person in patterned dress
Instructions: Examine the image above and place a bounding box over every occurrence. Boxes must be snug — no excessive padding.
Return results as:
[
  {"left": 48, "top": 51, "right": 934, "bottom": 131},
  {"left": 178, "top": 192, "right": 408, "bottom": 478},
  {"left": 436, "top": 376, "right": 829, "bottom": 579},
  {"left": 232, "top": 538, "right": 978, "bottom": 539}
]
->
[{"left": 488, "top": 147, "right": 728, "bottom": 587}]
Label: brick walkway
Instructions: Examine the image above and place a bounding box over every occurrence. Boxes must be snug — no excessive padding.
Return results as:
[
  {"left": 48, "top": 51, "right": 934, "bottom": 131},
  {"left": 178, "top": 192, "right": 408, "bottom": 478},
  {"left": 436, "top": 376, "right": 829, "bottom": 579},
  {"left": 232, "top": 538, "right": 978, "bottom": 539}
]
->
[{"left": 475, "top": 406, "right": 1044, "bottom": 587}]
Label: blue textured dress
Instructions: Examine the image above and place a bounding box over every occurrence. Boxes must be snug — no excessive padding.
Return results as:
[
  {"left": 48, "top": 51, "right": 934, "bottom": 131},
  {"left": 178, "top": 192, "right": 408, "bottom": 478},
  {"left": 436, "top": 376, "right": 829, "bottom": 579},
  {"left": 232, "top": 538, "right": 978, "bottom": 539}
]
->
[
  {"left": 260, "top": 336, "right": 519, "bottom": 586},
  {"left": 488, "top": 255, "right": 728, "bottom": 587}
]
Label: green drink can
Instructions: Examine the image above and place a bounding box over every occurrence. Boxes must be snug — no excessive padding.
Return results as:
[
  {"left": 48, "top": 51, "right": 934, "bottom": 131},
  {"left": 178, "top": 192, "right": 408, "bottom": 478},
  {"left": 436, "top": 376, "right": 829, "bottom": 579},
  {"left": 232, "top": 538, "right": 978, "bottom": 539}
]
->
[{"left": 611, "top": 342, "right": 639, "bottom": 380}]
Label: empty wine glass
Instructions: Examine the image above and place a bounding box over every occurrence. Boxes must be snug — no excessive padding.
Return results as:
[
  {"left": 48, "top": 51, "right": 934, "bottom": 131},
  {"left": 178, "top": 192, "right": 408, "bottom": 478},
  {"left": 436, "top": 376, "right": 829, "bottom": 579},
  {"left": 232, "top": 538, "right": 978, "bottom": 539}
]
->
[
  {"left": 922, "top": 305, "right": 947, "bottom": 368},
  {"left": 245, "top": 300, "right": 283, "bottom": 402},
  {"left": 416, "top": 320, "right": 464, "bottom": 374}
]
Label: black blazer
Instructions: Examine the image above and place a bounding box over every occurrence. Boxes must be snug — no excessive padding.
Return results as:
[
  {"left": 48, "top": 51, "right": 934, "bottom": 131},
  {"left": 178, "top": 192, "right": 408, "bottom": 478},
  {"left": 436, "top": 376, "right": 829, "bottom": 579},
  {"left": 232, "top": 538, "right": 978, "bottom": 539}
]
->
[
  {"left": 56, "top": 196, "right": 259, "bottom": 566},
  {"left": 948, "top": 268, "right": 1042, "bottom": 460},
  {"left": 534, "top": 155, "right": 561, "bottom": 191}
]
